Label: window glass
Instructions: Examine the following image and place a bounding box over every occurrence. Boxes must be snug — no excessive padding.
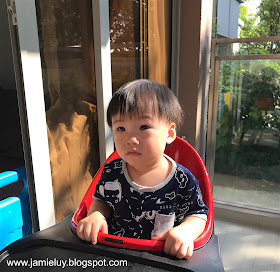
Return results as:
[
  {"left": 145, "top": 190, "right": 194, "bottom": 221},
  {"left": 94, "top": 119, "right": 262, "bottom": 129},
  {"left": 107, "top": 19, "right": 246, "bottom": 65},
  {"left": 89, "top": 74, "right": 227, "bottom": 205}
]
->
[
  {"left": 213, "top": 58, "right": 280, "bottom": 211},
  {"left": 36, "top": 0, "right": 99, "bottom": 221},
  {"left": 109, "top": 0, "right": 172, "bottom": 91}
]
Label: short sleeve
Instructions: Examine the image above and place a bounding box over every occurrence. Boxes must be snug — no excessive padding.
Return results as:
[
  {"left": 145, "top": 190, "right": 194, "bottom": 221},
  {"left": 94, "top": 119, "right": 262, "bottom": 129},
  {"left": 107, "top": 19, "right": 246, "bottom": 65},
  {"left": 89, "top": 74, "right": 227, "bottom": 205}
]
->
[
  {"left": 92, "top": 159, "right": 123, "bottom": 208},
  {"left": 174, "top": 165, "right": 208, "bottom": 225},
  {"left": 93, "top": 168, "right": 106, "bottom": 201}
]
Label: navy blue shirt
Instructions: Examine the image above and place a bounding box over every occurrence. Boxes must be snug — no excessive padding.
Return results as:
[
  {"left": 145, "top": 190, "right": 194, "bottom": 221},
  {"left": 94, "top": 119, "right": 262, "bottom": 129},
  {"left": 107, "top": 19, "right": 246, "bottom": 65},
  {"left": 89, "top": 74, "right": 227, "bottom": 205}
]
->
[{"left": 93, "top": 156, "right": 208, "bottom": 239}]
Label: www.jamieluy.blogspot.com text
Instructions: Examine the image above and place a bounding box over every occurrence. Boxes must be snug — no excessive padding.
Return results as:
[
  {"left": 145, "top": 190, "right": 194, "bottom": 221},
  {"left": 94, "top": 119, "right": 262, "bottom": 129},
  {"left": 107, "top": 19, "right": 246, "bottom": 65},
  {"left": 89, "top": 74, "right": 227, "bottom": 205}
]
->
[{"left": 6, "top": 257, "right": 129, "bottom": 269}]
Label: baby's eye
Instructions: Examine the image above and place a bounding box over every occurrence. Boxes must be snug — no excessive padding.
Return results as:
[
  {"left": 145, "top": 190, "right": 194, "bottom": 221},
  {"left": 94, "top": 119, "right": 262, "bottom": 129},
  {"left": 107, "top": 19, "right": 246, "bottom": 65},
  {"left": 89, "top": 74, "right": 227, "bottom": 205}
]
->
[
  {"left": 117, "top": 127, "right": 125, "bottom": 132},
  {"left": 140, "top": 125, "right": 149, "bottom": 130}
]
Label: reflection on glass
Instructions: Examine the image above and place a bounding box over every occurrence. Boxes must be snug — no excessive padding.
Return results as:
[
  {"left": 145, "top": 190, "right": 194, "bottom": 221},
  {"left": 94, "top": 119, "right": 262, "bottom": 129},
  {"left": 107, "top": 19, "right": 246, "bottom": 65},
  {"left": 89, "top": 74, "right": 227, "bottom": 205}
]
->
[
  {"left": 109, "top": 0, "right": 172, "bottom": 91},
  {"left": 213, "top": 59, "right": 280, "bottom": 211},
  {"left": 36, "top": 0, "right": 99, "bottom": 222}
]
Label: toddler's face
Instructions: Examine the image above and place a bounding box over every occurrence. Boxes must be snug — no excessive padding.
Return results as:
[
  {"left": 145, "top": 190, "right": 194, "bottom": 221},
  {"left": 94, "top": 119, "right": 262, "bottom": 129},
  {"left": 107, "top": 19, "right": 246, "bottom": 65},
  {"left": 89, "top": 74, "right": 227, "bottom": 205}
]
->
[{"left": 111, "top": 113, "right": 175, "bottom": 170}]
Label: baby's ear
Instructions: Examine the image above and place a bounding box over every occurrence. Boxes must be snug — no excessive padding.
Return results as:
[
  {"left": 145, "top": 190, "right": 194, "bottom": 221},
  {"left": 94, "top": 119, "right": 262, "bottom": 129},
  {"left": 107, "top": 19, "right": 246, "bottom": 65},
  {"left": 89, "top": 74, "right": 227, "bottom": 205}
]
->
[{"left": 166, "top": 123, "right": 176, "bottom": 144}]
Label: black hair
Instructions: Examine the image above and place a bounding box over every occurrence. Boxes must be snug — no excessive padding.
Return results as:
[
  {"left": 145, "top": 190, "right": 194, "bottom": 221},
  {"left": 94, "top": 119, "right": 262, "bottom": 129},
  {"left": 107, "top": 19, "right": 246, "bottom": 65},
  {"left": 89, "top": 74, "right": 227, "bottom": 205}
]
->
[{"left": 107, "top": 79, "right": 183, "bottom": 128}]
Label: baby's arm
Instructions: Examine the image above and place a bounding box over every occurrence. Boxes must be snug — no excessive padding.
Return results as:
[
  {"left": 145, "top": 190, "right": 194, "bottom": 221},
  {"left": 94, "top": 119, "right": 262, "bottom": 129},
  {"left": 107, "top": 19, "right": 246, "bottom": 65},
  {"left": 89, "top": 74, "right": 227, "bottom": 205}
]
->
[
  {"left": 153, "top": 216, "right": 206, "bottom": 259},
  {"left": 77, "top": 199, "right": 112, "bottom": 244}
]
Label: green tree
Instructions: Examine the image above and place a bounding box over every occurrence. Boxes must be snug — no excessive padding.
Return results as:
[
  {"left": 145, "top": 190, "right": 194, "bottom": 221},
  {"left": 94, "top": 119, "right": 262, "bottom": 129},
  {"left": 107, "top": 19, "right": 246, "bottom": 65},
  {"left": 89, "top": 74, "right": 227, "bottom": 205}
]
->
[
  {"left": 239, "top": 5, "right": 258, "bottom": 38},
  {"left": 257, "top": 0, "right": 280, "bottom": 53},
  {"left": 257, "top": 0, "right": 280, "bottom": 37},
  {"left": 239, "top": 0, "right": 280, "bottom": 53}
]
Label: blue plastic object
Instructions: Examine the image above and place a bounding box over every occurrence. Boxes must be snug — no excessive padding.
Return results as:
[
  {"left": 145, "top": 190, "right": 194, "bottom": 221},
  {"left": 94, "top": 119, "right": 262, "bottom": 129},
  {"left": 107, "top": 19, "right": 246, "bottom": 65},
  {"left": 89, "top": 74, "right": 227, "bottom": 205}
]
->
[
  {"left": 0, "top": 197, "right": 23, "bottom": 250},
  {"left": 0, "top": 167, "right": 32, "bottom": 250},
  {"left": 0, "top": 171, "right": 18, "bottom": 187}
]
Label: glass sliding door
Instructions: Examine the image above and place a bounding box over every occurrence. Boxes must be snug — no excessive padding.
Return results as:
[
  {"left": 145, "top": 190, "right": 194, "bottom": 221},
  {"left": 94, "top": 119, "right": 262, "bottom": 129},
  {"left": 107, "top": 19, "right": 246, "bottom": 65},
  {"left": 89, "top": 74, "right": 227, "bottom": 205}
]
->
[
  {"left": 16, "top": 0, "right": 173, "bottom": 223},
  {"left": 35, "top": 0, "right": 100, "bottom": 222}
]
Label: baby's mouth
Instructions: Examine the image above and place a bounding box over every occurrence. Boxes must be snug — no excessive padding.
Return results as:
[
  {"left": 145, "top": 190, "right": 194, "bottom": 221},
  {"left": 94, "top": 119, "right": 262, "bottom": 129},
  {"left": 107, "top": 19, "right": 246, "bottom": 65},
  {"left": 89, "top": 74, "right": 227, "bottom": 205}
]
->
[{"left": 126, "top": 150, "right": 141, "bottom": 156}]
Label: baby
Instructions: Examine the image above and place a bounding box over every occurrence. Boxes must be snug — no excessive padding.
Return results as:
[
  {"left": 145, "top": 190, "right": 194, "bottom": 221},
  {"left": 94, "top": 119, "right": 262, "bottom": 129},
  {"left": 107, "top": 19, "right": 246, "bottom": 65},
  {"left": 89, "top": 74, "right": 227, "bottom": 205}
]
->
[{"left": 77, "top": 79, "right": 208, "bottom": 259}]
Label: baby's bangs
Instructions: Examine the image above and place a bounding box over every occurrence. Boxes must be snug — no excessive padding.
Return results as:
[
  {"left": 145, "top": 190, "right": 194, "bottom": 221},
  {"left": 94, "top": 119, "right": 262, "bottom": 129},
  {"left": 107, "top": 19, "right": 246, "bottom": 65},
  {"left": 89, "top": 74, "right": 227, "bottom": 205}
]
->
[
  {"left": 107, "top": 79, "right": 183, "bottom": 128},
  {"left": 116, "top": 90, "right": 158, "bottom": 122},
  {"left": 107, "top": 85, "right": 158, "bottom": 126},
  {"left": 123, "top": 88, "right": 158, "bottom": 118}
]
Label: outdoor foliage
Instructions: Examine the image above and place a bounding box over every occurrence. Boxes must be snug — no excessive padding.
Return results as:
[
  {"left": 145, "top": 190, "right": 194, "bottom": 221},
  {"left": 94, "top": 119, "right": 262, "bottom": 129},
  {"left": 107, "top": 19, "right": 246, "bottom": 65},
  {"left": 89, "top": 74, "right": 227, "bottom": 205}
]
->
[
  {"left": 214, "top": 0, "right": 280, "bottom": 182},
  {"left": 215, "top": 61, "right": 280, "bottom": 182},
  {"left": 239, "top": 0, "right": 280, "bottom": 54}
]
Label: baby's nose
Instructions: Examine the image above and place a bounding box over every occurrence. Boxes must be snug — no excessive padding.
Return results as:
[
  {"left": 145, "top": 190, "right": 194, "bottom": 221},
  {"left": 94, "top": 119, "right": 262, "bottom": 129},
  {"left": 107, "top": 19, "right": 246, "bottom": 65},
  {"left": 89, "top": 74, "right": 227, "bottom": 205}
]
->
[{"left": 127, "top": 136, "right": 139, "bottom": 145}]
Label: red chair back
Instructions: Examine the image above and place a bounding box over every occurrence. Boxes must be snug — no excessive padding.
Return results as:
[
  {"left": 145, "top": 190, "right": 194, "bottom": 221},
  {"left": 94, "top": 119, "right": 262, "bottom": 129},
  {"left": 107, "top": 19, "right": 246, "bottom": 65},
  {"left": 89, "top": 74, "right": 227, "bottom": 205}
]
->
[{"left": 72, "top": 137, "right": 213, "bottom": 250}]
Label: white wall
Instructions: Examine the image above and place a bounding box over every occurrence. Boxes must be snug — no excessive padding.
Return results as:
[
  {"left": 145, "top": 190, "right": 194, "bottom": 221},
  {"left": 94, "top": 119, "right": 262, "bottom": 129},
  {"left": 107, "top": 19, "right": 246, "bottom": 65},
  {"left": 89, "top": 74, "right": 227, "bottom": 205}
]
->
[{"left": 217, "top": 0, "right": 241, "bottom": 38}]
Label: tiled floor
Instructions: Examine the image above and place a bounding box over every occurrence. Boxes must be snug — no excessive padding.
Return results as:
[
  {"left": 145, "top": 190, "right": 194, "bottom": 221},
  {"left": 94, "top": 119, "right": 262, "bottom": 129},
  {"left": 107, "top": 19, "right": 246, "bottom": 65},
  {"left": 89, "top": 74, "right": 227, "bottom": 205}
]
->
[
  {"left": 213, "top": 173, "right": 280, "bottom": 212},
  {"left": 214, "top": 218, "right": 280, "bottom": 272}
]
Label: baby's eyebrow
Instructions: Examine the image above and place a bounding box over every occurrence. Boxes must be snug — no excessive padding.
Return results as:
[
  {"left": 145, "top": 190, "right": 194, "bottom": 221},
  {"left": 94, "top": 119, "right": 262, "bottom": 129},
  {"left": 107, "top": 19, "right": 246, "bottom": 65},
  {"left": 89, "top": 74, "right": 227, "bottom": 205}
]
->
[
  {"left": 112, "top": 119, "right": 122, "bottom": 125},
  {"left": 137, "top": 114, "right": 153, "bottom": 120},
  {"left": 112, "top": 114, "right": 153, "bottom": 124}
]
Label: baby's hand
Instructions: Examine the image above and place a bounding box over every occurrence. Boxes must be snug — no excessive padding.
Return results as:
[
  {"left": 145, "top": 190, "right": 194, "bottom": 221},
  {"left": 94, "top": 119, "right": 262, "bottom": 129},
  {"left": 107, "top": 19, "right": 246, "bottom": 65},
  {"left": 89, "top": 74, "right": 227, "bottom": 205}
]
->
[
  {"left": 153, "top": 224, "right": 194, "bottom": 259},
  {"left": 77, "top": 211, "right": 108, "bottom": 245},
  {"left": 152, "top": 216, "right": 206, "bottom": 259}
]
